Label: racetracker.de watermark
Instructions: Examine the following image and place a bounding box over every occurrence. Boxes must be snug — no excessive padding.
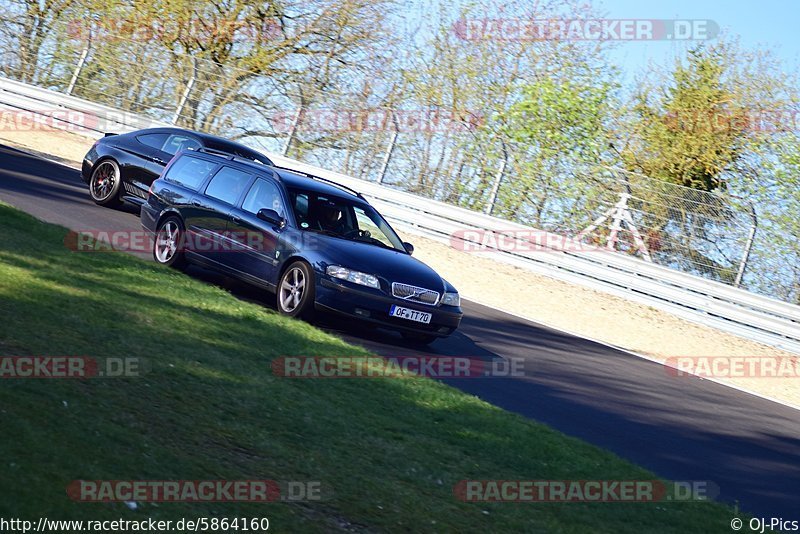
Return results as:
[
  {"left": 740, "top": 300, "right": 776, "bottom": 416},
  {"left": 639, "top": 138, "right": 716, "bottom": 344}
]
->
[
  {"left": 0, "top": 356, "right": 146, "bottom": 378},
  {"left": 66, "top": 18, "right": 285, "bottom": 44},
  {"left": 664, "top": 356, "right": 800, "bottom": 379},
  {"left": 64, "top": 230, "right": 323, "bottom": 253},
  {"left": 67, "top": 480, "right": 328, "bottom": 502},
  {"left": 453, "top": 18, "right": 719, "bottom": 41},
  {"left": 665, "top": 109, "right": 800, "bottom": 134},
  {"left": 270, "top": 109, "right": 483, "bottom": 134},
  {"left": 454, "top": 480, "right": 718, "bottom": 502},
  {"left": 271, "top": 356, "right": 525, "bottom": 378},
  {"left": 0, "top": 110, "right": 98, "bottom": 132},
  {"left": 450, "top": 229, "right": 602, "bottom": 253},
  {"left": 0, "top": 109, "right": 163, "bottom": 133}
]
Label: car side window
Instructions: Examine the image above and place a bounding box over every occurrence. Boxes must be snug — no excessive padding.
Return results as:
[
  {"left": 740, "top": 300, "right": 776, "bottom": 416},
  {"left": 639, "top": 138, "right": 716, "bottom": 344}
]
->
[
  {"left": 291, "top": 192, "right": 310, "bottom": 228},
  {"left": 161, "top": 134, "right": 202, "bottom": 156},
  {"left": 242, "top": 178, "right": 285, "bottom": 217},
  {"left": 163, "top": 156, "right": 218, "bottom": 190},
  {"left": 136, "top": 133, "right": 169, "bottom": 150},
  {"left": 205, "top": 166, "right": 252, "bottom": 206}
]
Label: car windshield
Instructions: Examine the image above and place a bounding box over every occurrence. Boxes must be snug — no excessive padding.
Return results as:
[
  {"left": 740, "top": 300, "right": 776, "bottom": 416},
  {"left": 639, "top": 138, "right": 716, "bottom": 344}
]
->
[{"left": 288, "top": 188, "right": 405, "bottom": 252}]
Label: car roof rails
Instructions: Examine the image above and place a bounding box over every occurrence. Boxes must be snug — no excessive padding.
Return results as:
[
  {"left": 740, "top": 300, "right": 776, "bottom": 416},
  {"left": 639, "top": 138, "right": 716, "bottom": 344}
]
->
[
  {"left": 272, "top": 165, "right": 365, "bottom": 200},
  {"left": 194, "top": 148, "right": 280, "bottom": 180},
  {"left": 196, "top": 147, "right": 267, "bottom": 165}
]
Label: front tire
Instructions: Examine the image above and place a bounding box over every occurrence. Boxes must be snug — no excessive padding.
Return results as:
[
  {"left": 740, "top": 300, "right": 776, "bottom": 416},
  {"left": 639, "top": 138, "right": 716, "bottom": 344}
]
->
[
  {"left": 89, "top": 159, "right": 122, "bottom": 207},
  {"left": 153, "top": 216, "right": 186, "bottom": 269},
  {"left": 277, "top": 261, "right": 315, "bottom": 319}
]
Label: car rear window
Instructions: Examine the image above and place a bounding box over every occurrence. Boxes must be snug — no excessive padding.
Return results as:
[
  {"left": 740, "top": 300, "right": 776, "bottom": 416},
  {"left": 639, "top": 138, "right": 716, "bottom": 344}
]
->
[
  {"left": 163, "top": 155, "right": 218, "bottom": 190},
  {"left": 136, "top": 133, "right": 169, "bottom": 150},
  {"left": 161, "top": 134, "right": 202, "bottom": 156},
  {"left": 205, "top": 166, "right": 252, "bottom": 205}
]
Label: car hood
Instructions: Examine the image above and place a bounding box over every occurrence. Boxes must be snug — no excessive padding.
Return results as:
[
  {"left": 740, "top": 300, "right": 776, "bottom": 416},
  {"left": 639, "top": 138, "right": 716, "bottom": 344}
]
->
[{"left": 309, "top": 234, "right": 447, "bottom": 292}]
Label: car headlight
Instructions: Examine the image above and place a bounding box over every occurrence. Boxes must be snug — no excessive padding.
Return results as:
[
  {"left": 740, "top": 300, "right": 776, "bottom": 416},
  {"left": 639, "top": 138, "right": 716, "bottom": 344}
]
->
[
  {"left": 440, "top": 292, "right": 460, "bottom": 307},
  {"left": 326, "top": 265, "right": 380, "bottom": 289}
]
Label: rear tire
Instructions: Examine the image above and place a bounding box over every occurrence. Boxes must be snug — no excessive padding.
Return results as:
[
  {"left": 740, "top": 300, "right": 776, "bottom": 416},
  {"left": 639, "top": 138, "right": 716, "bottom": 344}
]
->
[
  {"left": 89, "top": 159, "right": 123, "bottom": 207},
  {"left": 277, "top": 261, "right": 316, "bottom": 319},
  {"left": 401, "top": 332, "right": 438, "bottom": 346},
  {"left": 153, "top": 216, "right": 186, "bottom": 269}
]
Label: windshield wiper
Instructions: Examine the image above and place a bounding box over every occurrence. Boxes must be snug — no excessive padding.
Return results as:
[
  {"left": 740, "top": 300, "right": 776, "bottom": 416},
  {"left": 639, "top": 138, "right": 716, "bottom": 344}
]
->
[{"left": 351, "top": 235, "right": 398, "bottom": 251}]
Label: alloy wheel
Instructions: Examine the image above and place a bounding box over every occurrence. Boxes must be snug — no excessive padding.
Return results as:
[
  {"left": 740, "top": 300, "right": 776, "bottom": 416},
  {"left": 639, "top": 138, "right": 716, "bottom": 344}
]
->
[{"left": 280, "top": 266, "right": 306, "bottom": 312}]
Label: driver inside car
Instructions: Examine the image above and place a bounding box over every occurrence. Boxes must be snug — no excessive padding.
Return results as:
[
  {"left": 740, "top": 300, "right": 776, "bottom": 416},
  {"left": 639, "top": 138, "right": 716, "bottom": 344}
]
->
[{"left": 318, "top": 203, "right": 349, "bottom": 234}]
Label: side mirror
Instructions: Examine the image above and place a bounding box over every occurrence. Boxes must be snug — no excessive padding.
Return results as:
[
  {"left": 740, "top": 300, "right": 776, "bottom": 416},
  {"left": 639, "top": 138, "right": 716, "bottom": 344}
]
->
[
  {"left": 403, "top": 242, "right": 414, "bottom": 255},
  {"left": 257, "top": 208, "right": 285, "bottom": 228}
]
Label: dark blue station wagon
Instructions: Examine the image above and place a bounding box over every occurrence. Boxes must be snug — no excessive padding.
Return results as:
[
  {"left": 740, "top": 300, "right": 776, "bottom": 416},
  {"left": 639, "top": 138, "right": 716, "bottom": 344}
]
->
[{"left": 140, "top": 151, "right": 463, "bottom": 344}]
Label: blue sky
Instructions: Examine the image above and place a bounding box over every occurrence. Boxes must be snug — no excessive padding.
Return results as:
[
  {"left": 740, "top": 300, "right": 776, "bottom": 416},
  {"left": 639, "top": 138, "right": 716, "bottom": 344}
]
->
[
  {"left": 405, "top": 0, "right": 800, "bottom": 87},
  {"left": 597, "top": 0, "right": 800, "bottom": 82}
]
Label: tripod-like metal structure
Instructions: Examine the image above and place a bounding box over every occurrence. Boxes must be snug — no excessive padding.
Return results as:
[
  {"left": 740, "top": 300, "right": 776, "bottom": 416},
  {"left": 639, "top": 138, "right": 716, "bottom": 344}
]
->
[{"left": 577, "top": 192, "right": 652, "bottom": 262}]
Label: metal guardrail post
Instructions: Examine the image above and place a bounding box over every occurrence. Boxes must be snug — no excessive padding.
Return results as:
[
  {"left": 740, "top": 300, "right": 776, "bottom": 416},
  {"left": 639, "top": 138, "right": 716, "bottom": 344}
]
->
[
  {"left": 376, "top": 112, "right": 398, "bottom": 184},
  {"left": 66, "top": 31, "right": 92, "bottom": 96},
  {"left": 171, "top": 59, "right": 197, "bottom": 125},
  {"left": 485, "top": 143, "right": 507, "bottom": 215},
  {"left": 282, "top": 105, "right": 303, "bottom": 156},
  {"left": 734, "top": 207, "right": 758, "bottom": 288}
]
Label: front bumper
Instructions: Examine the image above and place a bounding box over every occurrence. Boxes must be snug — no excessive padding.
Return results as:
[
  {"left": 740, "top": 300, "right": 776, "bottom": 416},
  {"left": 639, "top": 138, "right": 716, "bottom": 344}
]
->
[{"left": 315, "top": 277, "right": 463, "bottom": 337}]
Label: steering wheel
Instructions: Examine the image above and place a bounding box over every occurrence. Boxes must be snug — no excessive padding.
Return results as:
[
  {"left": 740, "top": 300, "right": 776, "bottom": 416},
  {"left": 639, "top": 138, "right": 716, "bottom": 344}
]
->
[{"left": 342, "top": 228, "right": 369, "bottom": 238}]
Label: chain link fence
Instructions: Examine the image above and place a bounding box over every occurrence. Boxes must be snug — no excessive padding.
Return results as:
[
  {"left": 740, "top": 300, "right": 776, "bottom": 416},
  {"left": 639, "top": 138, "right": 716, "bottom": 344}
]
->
[{"left": 577, "top": 168, "right": 756, "bottom": 285}]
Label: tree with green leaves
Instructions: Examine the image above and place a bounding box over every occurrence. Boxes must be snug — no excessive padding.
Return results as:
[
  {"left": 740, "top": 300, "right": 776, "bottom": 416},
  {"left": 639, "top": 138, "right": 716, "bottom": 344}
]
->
[
  {"left": 0, "top": 0, "right": 78, "bottom": 82},
  {"left": 496, "top": 63, "right": 617, "bottom": 227},
  {"left": 622, "top": 45, "right": 748, "bottom": 192}
]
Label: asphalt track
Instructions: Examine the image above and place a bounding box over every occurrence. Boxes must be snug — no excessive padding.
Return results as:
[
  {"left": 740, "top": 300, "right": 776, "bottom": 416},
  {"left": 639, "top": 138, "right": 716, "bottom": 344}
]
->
[{"left": 1, "top": 143, "right": 798, "bottom": 518}]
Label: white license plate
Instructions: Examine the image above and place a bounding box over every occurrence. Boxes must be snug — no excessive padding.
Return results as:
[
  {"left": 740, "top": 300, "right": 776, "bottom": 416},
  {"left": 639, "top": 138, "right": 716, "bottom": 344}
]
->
[{"left": 389, "top": 305, "right": 432, "bottom": 324}]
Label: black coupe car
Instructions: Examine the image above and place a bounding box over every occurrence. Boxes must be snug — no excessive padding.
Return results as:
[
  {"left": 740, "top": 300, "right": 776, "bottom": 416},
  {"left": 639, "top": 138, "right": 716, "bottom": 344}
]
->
[
  {"left": 81, "top": 127, "right": 274, "bottom": 207},
  {"left": 140, "top": 150, "right": 463, "bottom": 344}
]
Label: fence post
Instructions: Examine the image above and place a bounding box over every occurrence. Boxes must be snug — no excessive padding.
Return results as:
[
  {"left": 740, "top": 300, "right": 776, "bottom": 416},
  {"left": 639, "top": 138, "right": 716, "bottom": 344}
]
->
[
  {"left": 734, "top": 207, "right": 758, "bottom": 288},
  {"left": 282, "top": 104, "right": 303, "bottom": 156},
  {"left": 66, "top": 31, "right": 92, "bottom": 95},
  {"left": 376, "top": 112, "right": 398, "bottom": 184},
  {"left": 485, "top": 143, "right": 507, "bottom": 215},
  {"left": 171, "top": 59, "right": 197, "bottom": 125}
]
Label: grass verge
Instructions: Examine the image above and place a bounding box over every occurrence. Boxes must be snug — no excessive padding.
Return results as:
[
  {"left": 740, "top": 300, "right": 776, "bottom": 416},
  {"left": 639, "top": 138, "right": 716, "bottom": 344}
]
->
[{"left": 0, "top": 202, "right": 737, "bottom": 532}]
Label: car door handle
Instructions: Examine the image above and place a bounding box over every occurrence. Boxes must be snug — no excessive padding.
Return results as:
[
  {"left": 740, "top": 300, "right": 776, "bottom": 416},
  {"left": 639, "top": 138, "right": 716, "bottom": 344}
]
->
[
  {"left": 191, "top": 200, "right": 202, "bottom": 207},
  {"left": 230, "top": 215, "right": 241, "bottom": 223}
]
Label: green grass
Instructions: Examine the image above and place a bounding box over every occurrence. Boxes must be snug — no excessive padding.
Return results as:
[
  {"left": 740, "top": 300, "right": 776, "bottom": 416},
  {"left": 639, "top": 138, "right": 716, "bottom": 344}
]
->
[{"left": 0, "top": 202, "right": 738, "bottom": 532}]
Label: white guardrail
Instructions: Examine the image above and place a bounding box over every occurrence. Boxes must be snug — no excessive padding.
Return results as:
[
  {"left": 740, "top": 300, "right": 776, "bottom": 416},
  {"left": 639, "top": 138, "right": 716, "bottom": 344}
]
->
[{"left": 2, "top": 76, "right": 799, "bottom": 355}]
